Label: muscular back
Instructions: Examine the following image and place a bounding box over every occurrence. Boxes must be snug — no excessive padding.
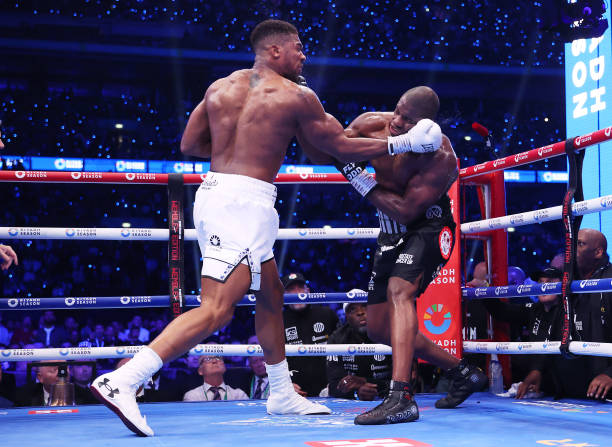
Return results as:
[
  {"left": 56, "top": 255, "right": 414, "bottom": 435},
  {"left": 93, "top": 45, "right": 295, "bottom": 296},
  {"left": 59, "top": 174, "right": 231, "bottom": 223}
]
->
[{"left": 205, "top": 69, "right": 304, "bottom": 183}]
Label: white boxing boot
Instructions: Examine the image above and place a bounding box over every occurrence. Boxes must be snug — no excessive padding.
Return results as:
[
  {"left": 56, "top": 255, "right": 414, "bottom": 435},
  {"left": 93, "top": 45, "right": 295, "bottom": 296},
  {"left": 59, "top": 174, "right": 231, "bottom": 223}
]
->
[
  {"left": 90, "top": 346, "right": 162, "bottom": 437},
  {"left": 265, "top": 359, "right": 331, "bottom": 415}
]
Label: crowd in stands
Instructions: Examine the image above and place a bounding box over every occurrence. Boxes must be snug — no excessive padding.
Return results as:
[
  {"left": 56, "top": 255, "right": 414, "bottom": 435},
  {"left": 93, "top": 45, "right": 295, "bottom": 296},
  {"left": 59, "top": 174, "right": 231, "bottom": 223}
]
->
[
  {"left": 0, "top": 1, "right": 565, "bottom": 67},
  {"left": 1, "top": 0, "right": 605, "bottom": 409}
]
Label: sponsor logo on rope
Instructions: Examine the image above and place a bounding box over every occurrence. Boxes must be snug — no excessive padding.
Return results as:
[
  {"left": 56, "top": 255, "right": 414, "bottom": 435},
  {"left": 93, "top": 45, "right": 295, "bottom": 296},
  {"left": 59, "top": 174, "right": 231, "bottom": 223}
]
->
[
  {"left": 513, "top": 153, "right": 529, "bottom": 163},
  {"left": 475, "top": 288, "right": 487, "bottom": 297},
  {"left": 493, "top": 158, "right": 506, "bottom": 168},
  {"left": 298, "top": 346, "right": 307, "bottom": 355},
  {"left": 121, "top": 229, "right": 131, "bottom": 237},
  {"left": 472, "top": 162, "right": 488, "bottom": 172},
  {"left": 346, "top": 290, "right": 356, "bottom": 299},
  {"left": 299, "top": 230, "right": 307, "bottom": 236},
  {"left": 347, "top": 228, "right": 356, "bottom": 235},
  {"left": 193, "top": 346, "right": 204, "bottom": 354},
  {"left": 115, "top": 347, "right": 126, "bottom": 355},
  {"left": 582, "top": 342, "right": 601, "bottom": 348},
  {"left": 246, "top": 294, "right": 256, "bottom": 302},
  {"left": 348, "top": 345, "right": 357, "bottom": 354},
  {"left": 537, "top": 145, "right": 554, "bottom": 157},
  {"left": 495, "top": 286, "right": 509, "bottom": 296},
  {"left": 125, "top": 173, "right": 136, "bottom": 181},
  {"left": 600, "top": 196, "right": 612, "bottom": 208},
  {"left": 534, "top": 209, "right": 549, "bottom": 221},
  {"left": 7, "top": 299, "right": 18, "bottom": 308},
  {"left": 467, "top": 222, "right": 481, "bottom": 233},
  {"left": 605, "top": 126, "right": 612, "bottom": 137},
  {"left": 1, "top": 350, "right": 12, "bottom": 357},
  {"left": 65, "top": 297, "right": 75, "bottom": 306},
  {"left": 246, "top": 345, "right": 257, "bottom": 354},
  {"left": 65, "top": 228, "right": 76, "bottom": 237},
  {"left": 517, "top": 284, "right": 533, "bottom": 294},
  {"left": 8, "top": 228, "right": 18, "bottom": 237},
  {"left": 487, "top": 218, "right": 501, "bottom": 229},
  {"left": 475, "top": 343, "right": 489, "bottom": 352},
  {"left": 15, "top": 171, "right": 26, "bottom": 178},
  {"left": 120, "top": 296, "right": 131, "bottom": 305},
  {"left": 59, "top": 348, "right": 70, "bottom": 356},
  {"left": 574, "top": 135, "right": 592, "bottom": 147},
  {"left": 299, "top": 173, "right": 310, "bottom": 180},
  {"left": 573, "top": 201, "right": 588, "bottom": 214},
  {"left": 297, "top": 293, "right": 308, "bottom": 301},
  {"left": 495, "top": 343, "right": 510, "bottom": 352},
  {"left": 579, "top": 279, "right": 599, "bottom": 288},
  {"left": 540, "top": 283, "right": 557, "bottom": 293}
]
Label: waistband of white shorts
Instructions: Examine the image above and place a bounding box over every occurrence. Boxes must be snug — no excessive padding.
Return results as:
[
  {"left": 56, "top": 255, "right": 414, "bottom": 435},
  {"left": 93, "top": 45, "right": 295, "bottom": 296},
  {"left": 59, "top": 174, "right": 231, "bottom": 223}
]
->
[{"left": 203, "top": 171, "right": 277, "bottom": 202}]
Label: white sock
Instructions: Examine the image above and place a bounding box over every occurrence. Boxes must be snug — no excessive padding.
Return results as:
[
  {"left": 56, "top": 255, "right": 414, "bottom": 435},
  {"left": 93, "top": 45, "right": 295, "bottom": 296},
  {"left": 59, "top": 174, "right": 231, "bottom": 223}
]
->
[
  {"left": 117, "top": 346, "right": 163, "bottom": 386},
  {"left": 265, "top": 359, "right": 293, "bottom": 395}
]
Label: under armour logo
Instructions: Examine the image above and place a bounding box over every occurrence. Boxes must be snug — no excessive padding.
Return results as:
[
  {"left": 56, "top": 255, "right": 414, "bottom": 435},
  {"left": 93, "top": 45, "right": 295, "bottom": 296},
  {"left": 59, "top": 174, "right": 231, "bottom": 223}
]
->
[{"left": 98, "top": 378, "right": 120, "bottom": 398}]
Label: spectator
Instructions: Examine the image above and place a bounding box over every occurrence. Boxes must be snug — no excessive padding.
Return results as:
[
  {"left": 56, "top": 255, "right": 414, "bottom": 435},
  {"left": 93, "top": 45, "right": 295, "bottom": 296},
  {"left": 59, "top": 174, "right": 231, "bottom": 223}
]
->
[
  {"left": 70, "top": 362, "right": 98, "bottom": 404},
  {"left": 16, "top": 361, "right": 60, "bottom": 406},
  {"left": 239, "top": 335, "right": 270, "bottom": 399},
  {"left": 484, "top": 266, "right": 563, "bottom": 395},
  {"left": 327, "top": 300, "right": 392, "bottom": 400},
  {"left": 0, "top": 244, "right": 18, "bottom": 271},
  {"left": 570, "top": 228, "right": 612, "bottom": 400},
  {"left": 183, "top": 354, "right": 248, "bottom": 402},
  {"left": 0, "top": 313, "right": 10, "bottom": 346},
  {"left": 0, "top": 364, "right": 16, "bottom": 407},
  {"left": 10, "top": 315, "right": 34, "bottom": 347},
  {"left": 121, "top": 315, "right": 150, "bottom": 343},
  {"left": 34, "top": 311, "right": 68, "bottom": 348},
  {"left": 103, "top": 325, "right": 118, "bottom": 346},
  {"left": 90, "top": 324, "right": 106, "bottom": 347},
  {"left": 282, "top": 272, "right": 338, "bottom": 397}
]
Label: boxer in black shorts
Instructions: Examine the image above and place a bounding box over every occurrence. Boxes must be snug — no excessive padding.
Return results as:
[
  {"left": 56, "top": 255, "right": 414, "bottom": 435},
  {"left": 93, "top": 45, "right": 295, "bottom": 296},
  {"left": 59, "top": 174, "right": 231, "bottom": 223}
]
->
[
  {"left": 369, "top": 194, "right": 455, "bottom": 305},
  {"left": 334, "top": 87, "right": 488, "bottom": 425}
]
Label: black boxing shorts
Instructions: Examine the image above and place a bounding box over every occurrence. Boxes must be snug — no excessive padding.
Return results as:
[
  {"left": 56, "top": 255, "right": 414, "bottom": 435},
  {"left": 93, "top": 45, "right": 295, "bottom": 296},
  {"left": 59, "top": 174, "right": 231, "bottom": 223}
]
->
[{"left": 368, "top": 195, "right": 455, "bottom": 305}]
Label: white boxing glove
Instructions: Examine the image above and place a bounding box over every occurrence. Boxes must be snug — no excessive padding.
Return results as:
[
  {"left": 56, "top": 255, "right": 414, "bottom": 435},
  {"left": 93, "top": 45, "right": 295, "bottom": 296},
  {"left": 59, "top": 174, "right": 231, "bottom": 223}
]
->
[{"left": 387, "top": 118, "right": 442, "bottom": 155}]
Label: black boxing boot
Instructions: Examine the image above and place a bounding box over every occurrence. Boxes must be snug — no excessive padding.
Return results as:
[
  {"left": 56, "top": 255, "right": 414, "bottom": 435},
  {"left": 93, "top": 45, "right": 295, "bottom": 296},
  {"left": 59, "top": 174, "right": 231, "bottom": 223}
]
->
[
  {"left": 435, "top": 359, "right": 488, "bottom": 409},
  {"left": 354, "top": 380, "right": 419, "bottom": 425}
]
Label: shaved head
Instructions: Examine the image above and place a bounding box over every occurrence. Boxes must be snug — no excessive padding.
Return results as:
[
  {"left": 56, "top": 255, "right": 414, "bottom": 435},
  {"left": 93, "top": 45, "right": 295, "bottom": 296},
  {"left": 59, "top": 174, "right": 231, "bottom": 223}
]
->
[
  {"left": 577, "top": 228, "right": 609, "bottom": 277},
  {"left": 400, "top": 86, "right": 440, "bottom": 120}
]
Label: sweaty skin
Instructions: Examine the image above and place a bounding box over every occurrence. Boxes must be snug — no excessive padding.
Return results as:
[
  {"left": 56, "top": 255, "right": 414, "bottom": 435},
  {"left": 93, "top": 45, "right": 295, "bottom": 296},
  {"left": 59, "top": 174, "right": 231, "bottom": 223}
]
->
[
  {"left": 180, "top": 36, "right": 389, "bottom": 184},
  {"left": 342, "top": 95, "right": 461, "bottom": 382},
  {"left": 149, "top": 32, "right": 391, "bottom": 368}
]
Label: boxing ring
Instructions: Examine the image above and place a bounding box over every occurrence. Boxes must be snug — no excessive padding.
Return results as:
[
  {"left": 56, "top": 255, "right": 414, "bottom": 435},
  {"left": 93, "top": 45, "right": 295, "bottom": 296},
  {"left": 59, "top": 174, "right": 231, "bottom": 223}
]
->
[{"left": 1, "top": 127, "right": 612, "bottom": 446}]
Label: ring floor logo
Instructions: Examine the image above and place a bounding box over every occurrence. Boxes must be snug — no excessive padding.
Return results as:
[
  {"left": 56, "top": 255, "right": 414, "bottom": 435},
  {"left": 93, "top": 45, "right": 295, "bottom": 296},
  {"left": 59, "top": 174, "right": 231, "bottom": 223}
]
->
[{"left": 423, "top": 304, "right": 452, "bottom": 335}]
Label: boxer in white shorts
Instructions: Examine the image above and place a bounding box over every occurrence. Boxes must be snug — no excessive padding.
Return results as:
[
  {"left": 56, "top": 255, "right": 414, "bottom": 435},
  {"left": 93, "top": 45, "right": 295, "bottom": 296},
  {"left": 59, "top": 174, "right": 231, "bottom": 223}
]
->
[
  {"left": 194, "top": 171, "right": 279, "bottom": 292},
  {"left": 90, "top": 19, "right": 438, "bottom": 437}
]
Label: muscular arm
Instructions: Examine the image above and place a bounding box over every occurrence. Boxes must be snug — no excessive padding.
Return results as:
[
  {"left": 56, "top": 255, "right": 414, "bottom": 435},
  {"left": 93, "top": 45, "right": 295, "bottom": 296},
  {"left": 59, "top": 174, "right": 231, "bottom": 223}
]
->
[
  {"left": 366, "top": 165, "right": 458, "bottom": 225},
  {"left": 296, "top": 126, "right": 335, "bottom": 164},
  {"left": 296, "top": 89, "right": 388, "bottom": 162},
  {"left": 180, "top": 93, "right": 212, "bottom": 159}
]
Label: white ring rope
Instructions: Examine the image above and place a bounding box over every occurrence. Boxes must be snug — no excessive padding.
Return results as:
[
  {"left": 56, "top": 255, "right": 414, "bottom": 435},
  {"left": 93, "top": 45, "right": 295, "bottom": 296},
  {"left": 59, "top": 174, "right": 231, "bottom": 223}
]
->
[
  {"left": 461, "top": 194, "right": 612, "bottom": 234},
  {"left": 463, "top": 341, "right": 612, "bottom": 357},
  {"left": 2, "top": 194, "right": 611, "bottom": 241},
  {"left": 2, "top": 341, "right": 611, "bottom": 361},
  {"left": 0, "top": 227, "right": 380, "bottom": 241}
]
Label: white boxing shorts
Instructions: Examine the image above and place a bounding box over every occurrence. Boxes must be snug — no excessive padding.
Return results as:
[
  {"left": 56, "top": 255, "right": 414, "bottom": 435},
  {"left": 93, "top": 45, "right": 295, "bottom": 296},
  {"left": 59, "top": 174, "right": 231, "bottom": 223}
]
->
[{"left": 193, "top": 171, "right": 278, "bottom": 291}]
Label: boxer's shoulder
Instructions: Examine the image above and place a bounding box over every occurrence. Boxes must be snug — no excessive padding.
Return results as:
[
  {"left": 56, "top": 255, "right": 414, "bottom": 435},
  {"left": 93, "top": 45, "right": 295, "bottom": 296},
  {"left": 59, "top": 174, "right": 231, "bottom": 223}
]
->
[{"left": 346, "top": 112, "right": 391, "bottom": 138}]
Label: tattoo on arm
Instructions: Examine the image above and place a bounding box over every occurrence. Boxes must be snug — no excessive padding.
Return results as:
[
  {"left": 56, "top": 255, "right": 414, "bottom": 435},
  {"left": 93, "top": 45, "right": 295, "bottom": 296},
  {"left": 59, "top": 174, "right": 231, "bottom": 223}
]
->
[{"left": 249, "top": 73, "right": 261, "bottom": 88}]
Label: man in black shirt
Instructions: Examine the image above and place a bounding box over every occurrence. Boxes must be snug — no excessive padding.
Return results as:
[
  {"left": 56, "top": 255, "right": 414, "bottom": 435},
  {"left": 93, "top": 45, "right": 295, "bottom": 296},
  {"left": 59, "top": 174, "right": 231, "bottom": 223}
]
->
[
  {"left": 484, "top": 267, "right": 563, "bottom": 398},
  {"left": 282, "top": 273, "right": 338, "bottom": 396},
  {"left": 327, "top": 302, "right": 392, "bottom": 400}
]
